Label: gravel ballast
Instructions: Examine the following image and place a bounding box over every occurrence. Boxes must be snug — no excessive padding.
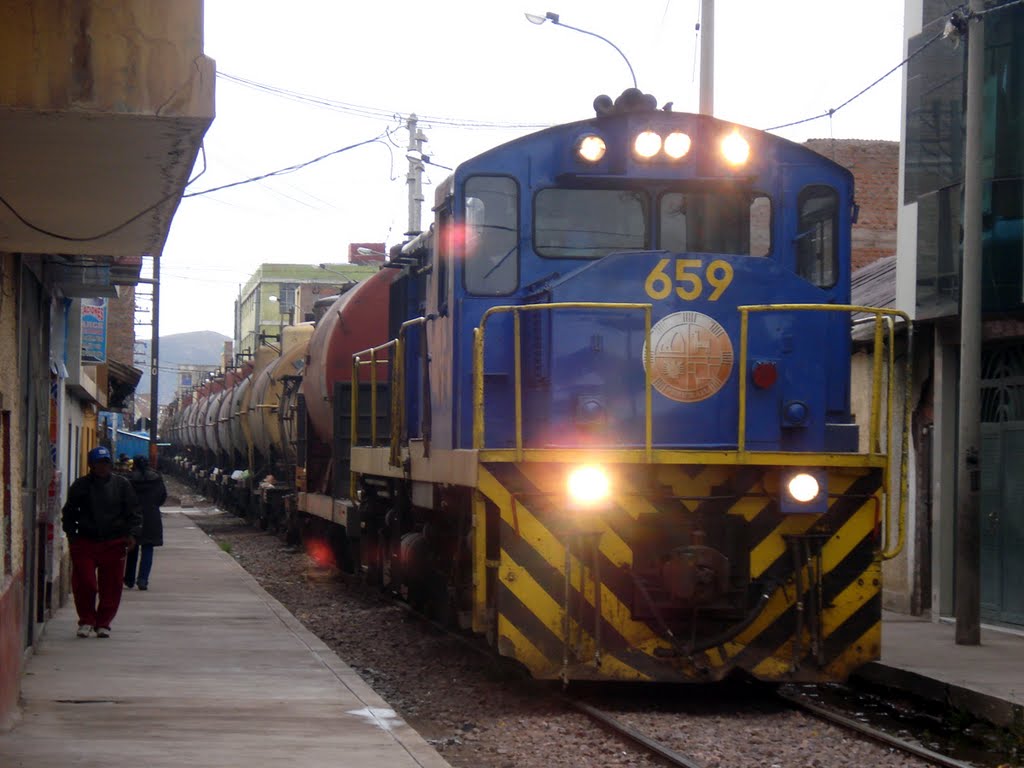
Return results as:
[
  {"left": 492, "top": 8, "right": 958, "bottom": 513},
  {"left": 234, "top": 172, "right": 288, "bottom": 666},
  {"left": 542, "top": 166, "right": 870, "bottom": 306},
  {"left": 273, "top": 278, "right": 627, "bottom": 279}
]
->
[{"left": 178, "top": 482, "right": 931, "bottom": 768}]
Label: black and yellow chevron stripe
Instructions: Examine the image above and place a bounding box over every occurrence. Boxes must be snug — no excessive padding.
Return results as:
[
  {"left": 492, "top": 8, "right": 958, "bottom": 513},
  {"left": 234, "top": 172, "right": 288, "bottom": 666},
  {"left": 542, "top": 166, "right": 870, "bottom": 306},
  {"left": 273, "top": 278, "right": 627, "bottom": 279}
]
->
[{"left": 477, "top": 459, "right": 883, "bottom": 683}]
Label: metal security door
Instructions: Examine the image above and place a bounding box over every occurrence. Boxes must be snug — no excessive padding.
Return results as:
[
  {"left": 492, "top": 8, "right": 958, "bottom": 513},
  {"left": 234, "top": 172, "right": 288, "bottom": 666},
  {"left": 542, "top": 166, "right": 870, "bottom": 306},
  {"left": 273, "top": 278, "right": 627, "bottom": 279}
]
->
[
  {"left": 1000, "top": 427, "right": 1024, "bottom": 625},
  {"left": 979, "top": 425, "right": 1001, "bottom": 617},
  {"left": 979, "top": 344, "right": 1024, "bottom": 627}
]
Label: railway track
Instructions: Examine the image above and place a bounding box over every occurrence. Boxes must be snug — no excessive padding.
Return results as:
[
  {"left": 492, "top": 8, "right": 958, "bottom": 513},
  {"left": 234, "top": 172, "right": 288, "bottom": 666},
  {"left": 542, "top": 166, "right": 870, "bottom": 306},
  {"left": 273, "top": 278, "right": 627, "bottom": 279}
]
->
[
  {"left": 778, "top": 689, "right": 977, "bottom": 768},
  {"left": 568, "top": 688, "right": 979, "bottom": 768},
  {"left": 191, "top": 495, "right": 994, "bottom": 768}
]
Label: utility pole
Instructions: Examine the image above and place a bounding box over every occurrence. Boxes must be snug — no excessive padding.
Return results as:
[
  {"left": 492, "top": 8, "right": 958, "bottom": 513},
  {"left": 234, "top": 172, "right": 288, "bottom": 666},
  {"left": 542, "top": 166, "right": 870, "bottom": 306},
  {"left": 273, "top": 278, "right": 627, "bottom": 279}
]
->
[
  {"left": 955, "top": 0, "right": 984, "bottom": 646},
  {"left": 148, "top": 251, "right": 161, "bottom": 468},
  {"left": 406, "top": 114, "right": 426, "bottom": 236},
  {"left": 699, "top": 0, "right": 714, "bottom": 115}
]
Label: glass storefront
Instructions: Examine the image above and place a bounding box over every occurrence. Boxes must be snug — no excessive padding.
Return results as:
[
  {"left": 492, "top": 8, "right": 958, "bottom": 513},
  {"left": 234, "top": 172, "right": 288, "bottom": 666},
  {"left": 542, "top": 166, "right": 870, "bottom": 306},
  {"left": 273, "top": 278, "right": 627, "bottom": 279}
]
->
[{"left": 905, "top": 3, "right": 1024, "bottom": 318}]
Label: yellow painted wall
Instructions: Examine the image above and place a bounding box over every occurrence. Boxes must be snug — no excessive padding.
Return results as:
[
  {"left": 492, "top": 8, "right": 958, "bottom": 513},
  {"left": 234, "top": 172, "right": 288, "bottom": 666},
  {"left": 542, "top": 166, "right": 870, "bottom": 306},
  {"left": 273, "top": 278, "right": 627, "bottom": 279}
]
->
[
  {"left": 851, "top": 346, "right": 913, "bottom": 613},
  {"left": 0, "top": 0, "right": 212, "bottom": 118},
  {"left": 79, "top": 410, "right": 98, "bottom": 477}
]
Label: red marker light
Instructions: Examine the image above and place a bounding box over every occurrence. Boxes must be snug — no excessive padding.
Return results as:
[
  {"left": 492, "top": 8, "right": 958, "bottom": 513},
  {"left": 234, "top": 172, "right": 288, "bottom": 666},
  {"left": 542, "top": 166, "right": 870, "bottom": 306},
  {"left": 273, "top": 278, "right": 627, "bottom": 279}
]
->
[{"left": 752, "top": 361, "right": 778, "bottom": 389}]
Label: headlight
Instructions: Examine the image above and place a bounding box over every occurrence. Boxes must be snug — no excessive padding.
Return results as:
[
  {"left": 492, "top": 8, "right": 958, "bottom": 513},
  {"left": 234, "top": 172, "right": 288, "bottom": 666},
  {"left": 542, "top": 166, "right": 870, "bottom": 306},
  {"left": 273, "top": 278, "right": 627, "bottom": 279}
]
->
[
  {"left": 721, "top": 132, "right": 751, "bottom": 166},
  {"left": 567, "top": 465, "right": 611, "bottom": 507},
  {"left": 634, "top": 131, "right": 662, "bottom": 159},
  {"left": 787, "top": 473, "right": 820, "bottom": 503},
  {"left": 663, "top": 132, "right": 692, "bottom": 159},
  {"left": 577, "top": 135, "right": 606, "bottom": 162}
]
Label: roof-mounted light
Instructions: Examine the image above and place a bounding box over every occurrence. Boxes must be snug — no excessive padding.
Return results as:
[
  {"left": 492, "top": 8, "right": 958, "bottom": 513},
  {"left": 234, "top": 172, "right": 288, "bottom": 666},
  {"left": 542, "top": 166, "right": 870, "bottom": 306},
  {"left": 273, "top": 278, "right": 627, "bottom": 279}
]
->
[
  {"left": 721, "top": 131, "right": 751, "bottom": 166},
  {"left": 663, "top": 131, "right": 692, "bottom": 159},
  {"left": 577, "top": 134, "right": 607, "bottom": 163},
  {"left": 634, "top": 130, "right": 662, "bottom": 159}
]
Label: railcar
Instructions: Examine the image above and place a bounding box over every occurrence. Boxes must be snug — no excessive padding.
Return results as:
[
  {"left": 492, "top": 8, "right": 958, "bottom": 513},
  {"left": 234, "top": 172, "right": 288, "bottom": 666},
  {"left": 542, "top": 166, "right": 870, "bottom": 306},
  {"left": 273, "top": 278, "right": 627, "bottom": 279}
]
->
[{"left": 171, "top": 89, "right": 909, "bottom": 684}]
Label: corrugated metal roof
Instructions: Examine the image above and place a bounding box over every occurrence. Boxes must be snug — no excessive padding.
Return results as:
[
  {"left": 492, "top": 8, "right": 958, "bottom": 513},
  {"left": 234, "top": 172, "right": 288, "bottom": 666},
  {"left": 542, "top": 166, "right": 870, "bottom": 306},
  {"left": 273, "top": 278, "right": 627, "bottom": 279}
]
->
[
  {"left": 852, "top": 254, "right": 896, "bottom": 310},
  {"left": 850, "top": 254, "right": 898, "bottom": 342}
]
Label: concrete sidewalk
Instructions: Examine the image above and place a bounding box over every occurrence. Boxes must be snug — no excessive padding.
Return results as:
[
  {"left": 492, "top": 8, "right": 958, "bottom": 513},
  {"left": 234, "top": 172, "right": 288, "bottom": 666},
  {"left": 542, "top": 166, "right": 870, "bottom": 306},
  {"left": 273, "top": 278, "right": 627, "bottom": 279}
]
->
[
  {"left": 858, "top": 611, "right": 1024, "bottom": 729},
  {"left": 0, "top": 510, "right": 450, "bottom": 768}
]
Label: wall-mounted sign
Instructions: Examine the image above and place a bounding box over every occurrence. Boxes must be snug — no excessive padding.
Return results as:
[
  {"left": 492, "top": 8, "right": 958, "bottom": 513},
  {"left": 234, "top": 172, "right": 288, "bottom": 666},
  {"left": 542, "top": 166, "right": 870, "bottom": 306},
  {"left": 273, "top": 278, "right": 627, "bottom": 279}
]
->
[{"left": 81, "top": 298, "right": 108, "bottom": 364}]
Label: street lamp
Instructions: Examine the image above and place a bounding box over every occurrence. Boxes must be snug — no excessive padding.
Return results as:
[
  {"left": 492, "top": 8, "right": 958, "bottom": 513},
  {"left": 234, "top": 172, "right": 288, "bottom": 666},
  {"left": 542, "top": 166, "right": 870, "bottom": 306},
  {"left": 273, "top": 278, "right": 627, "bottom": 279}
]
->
[
  {"left": 525, "top": 11, "right": 637, "bottom": 89},
  {"left": 318, "top": 263, "right": 349, "bottom": 275}
]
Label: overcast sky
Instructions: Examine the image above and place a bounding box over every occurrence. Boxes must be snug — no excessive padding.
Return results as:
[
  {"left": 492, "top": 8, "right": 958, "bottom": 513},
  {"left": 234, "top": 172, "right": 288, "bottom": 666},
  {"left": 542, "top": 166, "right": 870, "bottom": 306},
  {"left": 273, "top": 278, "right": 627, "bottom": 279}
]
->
[{"left": 157, "top": 0, "right": 906, "bottom": 343}]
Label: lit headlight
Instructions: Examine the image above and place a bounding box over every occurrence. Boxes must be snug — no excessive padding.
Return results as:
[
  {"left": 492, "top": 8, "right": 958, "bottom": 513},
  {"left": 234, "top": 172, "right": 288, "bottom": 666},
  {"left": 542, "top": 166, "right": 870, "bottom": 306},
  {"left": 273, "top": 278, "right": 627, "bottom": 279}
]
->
[
  {"left": 577, "top": 135, "right": 606, "bottom": 162},
  {"left": 787, "top": 473, "right": 820, "bottom": 503},
  {"left": 721, "top": 132, "right": 751, "bottom": 166},
  {"left": 663, "top": 132, "right": 692, "bottom": 159},
  {"left": 567, "top": 465, "right": 611, "bottom": 508},
  {"left": 634, "top": 131, "right": 662, "bottom": 159}
]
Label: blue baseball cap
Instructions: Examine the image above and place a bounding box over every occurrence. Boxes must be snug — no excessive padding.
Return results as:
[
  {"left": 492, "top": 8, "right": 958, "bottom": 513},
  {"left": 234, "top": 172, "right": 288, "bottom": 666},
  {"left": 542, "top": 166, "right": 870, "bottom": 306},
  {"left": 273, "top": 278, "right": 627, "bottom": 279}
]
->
[{"left": 88, "top": 446, "right": 112, "bottom": 463}]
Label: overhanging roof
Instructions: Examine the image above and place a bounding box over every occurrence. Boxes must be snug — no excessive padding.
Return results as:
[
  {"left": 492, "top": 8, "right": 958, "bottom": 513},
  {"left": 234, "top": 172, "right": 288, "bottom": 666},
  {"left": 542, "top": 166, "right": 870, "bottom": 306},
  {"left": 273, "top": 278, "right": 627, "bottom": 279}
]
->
[{"left": 0, "top": 107, "right": 211, "bottom": 257}]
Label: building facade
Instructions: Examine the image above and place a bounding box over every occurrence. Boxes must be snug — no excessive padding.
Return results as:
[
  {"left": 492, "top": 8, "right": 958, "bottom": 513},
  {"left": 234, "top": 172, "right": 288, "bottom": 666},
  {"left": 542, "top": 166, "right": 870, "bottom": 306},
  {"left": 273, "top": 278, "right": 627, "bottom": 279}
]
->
[
  {"left": 235, "top": 261, "right": 380, "bottom": 357},
  {"left": 896, "top": 0, "right": 1024, "bottom": 627},
  {"left": 0, "top": 1, "right": 214, "bottom": 726}
]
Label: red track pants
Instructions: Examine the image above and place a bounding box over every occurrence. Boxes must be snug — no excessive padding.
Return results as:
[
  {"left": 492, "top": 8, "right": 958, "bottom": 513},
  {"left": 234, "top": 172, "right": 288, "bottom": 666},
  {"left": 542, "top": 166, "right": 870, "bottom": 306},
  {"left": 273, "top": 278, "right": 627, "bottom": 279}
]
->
[{"left": 70, "top": 537, "right": 129, "bottom": 629}]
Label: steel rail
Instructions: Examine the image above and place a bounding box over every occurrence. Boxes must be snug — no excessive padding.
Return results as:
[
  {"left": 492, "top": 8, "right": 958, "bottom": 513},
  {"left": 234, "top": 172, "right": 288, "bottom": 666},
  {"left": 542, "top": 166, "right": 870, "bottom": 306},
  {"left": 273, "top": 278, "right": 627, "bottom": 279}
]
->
[
  {"left": 567, "top": 699, "right": 706, "bottom": 768},
  {"left": 777, "top": 689, "right": 976, "bottom": 768}
]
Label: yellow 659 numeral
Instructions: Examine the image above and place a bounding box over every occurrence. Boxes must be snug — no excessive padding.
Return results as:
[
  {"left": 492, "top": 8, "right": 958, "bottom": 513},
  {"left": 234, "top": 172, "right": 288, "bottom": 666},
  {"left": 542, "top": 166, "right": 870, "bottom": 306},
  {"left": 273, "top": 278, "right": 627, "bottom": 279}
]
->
[{"left": 644, "top": 258, "right": 734, "bottom": 302}]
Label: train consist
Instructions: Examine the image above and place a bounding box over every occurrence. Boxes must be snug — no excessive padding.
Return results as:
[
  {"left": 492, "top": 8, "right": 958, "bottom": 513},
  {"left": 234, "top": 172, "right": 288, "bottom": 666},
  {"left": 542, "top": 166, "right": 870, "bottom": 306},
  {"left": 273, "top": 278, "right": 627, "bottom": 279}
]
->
[{"left": 166, "top": 89, "right": 909, "bottom": 684}]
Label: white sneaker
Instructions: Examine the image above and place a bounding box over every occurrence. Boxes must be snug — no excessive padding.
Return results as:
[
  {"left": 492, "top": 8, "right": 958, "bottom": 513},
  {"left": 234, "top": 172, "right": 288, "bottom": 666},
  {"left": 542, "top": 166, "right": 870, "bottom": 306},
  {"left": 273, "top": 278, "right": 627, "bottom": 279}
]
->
[
  {"left": 76, "top": 625, "right": 91, "bottom": 638},
  {"left": 95, "top": 627, "right": 111, "bottom": 638}
]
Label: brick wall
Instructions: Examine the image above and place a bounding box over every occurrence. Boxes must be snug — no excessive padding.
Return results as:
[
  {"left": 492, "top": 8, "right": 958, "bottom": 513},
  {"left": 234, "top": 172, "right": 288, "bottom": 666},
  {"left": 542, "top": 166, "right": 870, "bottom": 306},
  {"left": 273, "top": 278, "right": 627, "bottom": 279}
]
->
[
  {"left": 804, "top": 139, "right": 899, "bottom": 272},
  {"left": 106, "top": 286, "right": 135, "bottom": 365}
]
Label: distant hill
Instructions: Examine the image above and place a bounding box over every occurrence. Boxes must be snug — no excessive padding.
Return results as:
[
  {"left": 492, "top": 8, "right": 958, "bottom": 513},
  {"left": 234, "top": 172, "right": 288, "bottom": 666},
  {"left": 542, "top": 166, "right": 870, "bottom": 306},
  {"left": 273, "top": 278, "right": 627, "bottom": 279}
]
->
[{"left": 136, "top": 330, "right": 230, "bottom": 405}]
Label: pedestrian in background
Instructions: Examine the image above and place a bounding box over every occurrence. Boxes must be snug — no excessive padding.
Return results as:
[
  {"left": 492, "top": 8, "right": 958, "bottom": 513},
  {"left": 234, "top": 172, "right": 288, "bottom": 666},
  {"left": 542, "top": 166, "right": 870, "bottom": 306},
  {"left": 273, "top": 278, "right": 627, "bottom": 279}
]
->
[
  {"left": 62, "top": 446, "right": 142, "bottom": 638},
  {"left": 124, "top": 455, "right": 167, "bottom": 591}
]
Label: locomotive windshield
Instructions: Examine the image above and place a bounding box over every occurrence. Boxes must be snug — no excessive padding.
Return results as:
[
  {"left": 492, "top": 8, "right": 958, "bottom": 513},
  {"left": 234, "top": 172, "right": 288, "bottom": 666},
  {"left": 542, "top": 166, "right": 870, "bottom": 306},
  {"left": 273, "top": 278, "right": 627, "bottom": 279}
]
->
[
  {"left": 534, "top": 189, "right": 647, "bottom": 258},
  {"left": 660, "top": 191, "right": 771, "bottom": 256},
  {"left": 532, "top": 187, "right": 772, "bottom": 259}
]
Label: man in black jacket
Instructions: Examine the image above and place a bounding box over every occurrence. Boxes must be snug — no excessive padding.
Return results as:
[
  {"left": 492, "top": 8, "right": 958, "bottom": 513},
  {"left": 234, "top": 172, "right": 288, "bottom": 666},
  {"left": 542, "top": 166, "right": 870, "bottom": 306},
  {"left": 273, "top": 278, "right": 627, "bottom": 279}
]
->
[
  {"left": 124, "top": 455, "right": 167, "bottom": 591},
  {"left": 62, "top": 446, "right": 142, "bottom": 638}
]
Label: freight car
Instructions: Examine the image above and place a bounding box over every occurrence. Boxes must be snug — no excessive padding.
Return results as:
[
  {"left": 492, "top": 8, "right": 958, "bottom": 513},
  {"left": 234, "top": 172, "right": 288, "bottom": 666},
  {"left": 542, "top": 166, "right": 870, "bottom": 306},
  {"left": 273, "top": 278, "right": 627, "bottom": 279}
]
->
[{"left": 168, "top": 89, "right": 910, "bottom": 685}]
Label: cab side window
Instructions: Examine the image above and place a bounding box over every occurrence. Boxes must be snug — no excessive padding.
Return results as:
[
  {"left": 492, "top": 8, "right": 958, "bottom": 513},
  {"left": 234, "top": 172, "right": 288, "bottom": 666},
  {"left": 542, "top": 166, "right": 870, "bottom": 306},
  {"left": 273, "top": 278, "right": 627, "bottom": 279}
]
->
[
  {"left": 796, "top": 186, "right": 838, "bottom": 288},
  {"left": 464, "top": 176, "right": 519, "bottom": 296}
]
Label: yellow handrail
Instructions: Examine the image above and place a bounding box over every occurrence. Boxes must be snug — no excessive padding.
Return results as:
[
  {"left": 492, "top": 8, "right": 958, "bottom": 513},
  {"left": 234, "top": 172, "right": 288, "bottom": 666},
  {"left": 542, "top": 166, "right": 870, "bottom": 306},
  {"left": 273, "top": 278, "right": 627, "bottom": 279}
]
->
[
  {"left": 736, "top": 303, "right": 913, "bottom": 560},
  {"left": 349, "top": 317, "right": 432, "bottom": 478},
  {"left": 473, "top": 302, "right": 653, "bottom": 454}
]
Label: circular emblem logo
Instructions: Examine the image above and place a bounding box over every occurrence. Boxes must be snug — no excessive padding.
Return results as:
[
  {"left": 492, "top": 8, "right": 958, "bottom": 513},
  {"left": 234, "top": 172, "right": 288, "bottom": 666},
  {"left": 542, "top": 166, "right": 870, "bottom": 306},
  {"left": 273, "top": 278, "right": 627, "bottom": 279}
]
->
[{"left": 643, "top": 311, "right": 734, "bottom": 403}]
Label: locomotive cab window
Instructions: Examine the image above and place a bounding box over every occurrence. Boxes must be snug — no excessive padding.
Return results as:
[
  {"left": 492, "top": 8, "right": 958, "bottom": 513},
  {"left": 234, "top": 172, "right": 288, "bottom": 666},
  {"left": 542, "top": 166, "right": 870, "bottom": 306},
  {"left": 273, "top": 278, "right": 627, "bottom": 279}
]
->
[
  {"left": 659, "top": 191, "right": 771, "bottom": 256},
  {"left": 534, "top": 188, "right": 647, "bottom": 258},
  {"left": 464, "top": 176, "right": 519, "bottom": 296},
  {"left": 796, "top": 186, "right": 838, "bottom": 288}
]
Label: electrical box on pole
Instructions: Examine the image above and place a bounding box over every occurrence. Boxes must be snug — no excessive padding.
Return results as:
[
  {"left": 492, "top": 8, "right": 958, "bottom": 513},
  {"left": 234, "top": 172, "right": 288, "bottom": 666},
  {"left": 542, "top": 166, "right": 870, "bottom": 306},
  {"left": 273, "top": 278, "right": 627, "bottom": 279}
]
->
[{"left": 406, "top": 114, "right": 426, "bottom": 236}]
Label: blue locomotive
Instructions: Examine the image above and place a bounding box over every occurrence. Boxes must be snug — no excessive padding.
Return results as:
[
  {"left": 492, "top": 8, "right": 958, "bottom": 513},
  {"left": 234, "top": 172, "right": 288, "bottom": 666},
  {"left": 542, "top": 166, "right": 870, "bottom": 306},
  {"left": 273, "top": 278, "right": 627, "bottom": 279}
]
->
[
  {"left": 330, "top": 89, "right": 911, "bottom": 682},
  {"left": 173, "top": 88, "right": 909, "bottom": 683}
]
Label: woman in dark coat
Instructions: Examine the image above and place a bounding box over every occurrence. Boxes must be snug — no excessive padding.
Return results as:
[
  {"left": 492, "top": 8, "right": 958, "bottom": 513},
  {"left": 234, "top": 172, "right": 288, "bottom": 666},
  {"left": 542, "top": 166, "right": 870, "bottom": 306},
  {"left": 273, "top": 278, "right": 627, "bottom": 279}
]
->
[{"left": 124, "top": 455, "right": 168, "bottom": 590}]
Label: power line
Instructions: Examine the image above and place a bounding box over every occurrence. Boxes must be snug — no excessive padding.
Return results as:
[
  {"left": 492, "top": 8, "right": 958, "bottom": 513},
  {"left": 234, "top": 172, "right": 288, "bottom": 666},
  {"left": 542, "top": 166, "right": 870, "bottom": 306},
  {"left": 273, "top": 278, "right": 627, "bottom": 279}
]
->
[
  {"left": 764, "top": 28, "right": 947, "bottom": 132},
  {"left": 217, "top": 71, "right": 552, "bottom": 130},
  {"left": 976, "top": 0, "right": 1024, "bottom": 16},
  {"left": 182, "top": 132, "right": 390, "bottom": 199},
  {"left": 0, "top": 144, "right": 206, "bottom": 243},
  {"left": 1, "top": 126, "right": 390, "bottom": 243},
  {"left": 766, "top": 0, "right": 1024, "bottom": 133}
]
